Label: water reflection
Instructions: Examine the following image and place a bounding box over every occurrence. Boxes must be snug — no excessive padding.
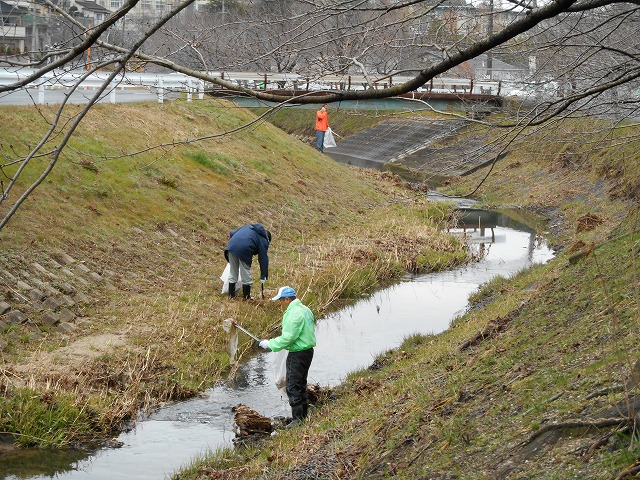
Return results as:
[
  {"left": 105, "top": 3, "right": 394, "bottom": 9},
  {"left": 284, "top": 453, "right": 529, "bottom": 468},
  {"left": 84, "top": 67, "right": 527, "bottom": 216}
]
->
[{"left": 1, "top": 212, "right": 554, "bottom": 480}]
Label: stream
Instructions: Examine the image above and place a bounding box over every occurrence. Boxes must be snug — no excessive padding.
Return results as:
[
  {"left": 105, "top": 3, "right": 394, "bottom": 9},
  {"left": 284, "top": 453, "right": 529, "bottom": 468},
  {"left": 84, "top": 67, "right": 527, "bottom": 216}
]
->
[{"left": 1, "top": 207, "right": 555, "bottom": 480}]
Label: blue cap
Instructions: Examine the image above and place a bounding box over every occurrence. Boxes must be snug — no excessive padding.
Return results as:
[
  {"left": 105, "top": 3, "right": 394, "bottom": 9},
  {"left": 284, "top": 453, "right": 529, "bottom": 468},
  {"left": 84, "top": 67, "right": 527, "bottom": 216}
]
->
[{"left": 271, "top": 286, "right": 296, "bottom": 301}]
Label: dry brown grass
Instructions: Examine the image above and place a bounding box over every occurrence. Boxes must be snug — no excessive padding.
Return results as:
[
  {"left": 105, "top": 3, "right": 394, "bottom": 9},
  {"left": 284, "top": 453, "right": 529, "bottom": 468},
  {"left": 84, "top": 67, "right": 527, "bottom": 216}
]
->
[
  {"left": 0, "top": 101, "right": 464, "bottom": 446},
  {"left": 172, "top": 114, "right": 640, "bottom": 480}
]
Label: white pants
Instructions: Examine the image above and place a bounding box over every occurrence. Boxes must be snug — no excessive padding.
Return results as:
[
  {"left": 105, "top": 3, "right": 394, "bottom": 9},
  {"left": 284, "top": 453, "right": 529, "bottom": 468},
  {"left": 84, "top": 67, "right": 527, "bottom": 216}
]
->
[{"left": 227, "top": 252, "right": 253, "bottom": 286}]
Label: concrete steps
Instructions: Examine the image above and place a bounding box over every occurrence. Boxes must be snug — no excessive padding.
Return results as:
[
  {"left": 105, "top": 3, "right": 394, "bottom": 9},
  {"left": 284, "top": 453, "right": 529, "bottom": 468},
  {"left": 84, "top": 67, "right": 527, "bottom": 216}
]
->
[{"left": 326, "top": 117, "right": 500, "bottom": 183}]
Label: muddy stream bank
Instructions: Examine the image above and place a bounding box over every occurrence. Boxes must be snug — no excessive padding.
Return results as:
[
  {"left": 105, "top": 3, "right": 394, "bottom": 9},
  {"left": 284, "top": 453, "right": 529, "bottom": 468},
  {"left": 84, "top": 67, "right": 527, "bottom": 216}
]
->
[{"left": 1, "top": 205, "right": 555, "bottom": 480}]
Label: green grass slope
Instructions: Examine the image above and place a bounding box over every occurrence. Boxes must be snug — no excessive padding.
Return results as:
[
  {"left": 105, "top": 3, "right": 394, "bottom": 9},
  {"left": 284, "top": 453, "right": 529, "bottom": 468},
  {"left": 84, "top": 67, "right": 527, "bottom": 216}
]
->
[
  {"left": 0, "top": 100, "right": 466, "bottom": 448},
  {"left": 174, "top": 115, "right": 640, "bottom": 479}
]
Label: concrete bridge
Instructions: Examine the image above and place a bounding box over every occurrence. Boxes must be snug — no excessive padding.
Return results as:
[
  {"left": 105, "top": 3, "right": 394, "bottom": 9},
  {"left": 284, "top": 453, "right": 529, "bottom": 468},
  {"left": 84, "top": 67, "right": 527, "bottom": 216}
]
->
[
  {"left": 0, "top": 67, "right": 504, "bottom": 106},
  {"left": 206, "top": 71, "right": 504, "bottom": 98}
]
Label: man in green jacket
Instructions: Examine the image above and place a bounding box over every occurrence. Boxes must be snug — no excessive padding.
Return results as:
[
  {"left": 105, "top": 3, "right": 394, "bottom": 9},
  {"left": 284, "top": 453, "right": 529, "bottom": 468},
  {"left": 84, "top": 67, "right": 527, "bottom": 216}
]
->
[{"left": 259, "top": 286, "right": 316, "bottom": 423}]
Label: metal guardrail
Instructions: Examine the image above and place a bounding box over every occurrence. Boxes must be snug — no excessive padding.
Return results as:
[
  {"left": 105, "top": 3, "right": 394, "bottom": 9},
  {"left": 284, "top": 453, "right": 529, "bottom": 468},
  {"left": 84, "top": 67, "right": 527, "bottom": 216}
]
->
[
  {"left": 0, "top": 69, "right": 205, "bottom": 104},
  {"left": 0, "top": 68, "right": 503, "bottom": 105},
  {"left": 205, "top": 71, "right": 502, "bottom": 95}
]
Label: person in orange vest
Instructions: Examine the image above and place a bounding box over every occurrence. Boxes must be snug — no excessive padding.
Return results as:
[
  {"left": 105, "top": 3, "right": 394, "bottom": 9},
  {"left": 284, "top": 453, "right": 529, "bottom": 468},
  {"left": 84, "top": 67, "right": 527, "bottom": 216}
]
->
[{"left": 314, "top": 104, "right": 329, "bottom": 152}]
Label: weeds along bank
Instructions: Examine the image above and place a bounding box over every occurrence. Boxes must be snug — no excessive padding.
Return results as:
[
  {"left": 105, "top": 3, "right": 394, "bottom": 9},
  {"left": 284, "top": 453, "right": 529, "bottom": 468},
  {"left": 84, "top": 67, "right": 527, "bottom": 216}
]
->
[
  {"left": 0, "top": 101, "right": 467, "bottom": 448},
  {"left": 173, "top": 117, "right": 640, "bottom": 479}
]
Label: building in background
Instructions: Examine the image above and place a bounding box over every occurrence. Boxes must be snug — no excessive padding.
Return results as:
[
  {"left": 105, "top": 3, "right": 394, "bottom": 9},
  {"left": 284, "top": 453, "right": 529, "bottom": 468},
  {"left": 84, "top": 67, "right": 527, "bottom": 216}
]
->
[
  {"left": 0, "top": 0, "right": 28, "bottom": 54},
  {"left": 72, "top": 0, "right": 112, "bottom": 24}
]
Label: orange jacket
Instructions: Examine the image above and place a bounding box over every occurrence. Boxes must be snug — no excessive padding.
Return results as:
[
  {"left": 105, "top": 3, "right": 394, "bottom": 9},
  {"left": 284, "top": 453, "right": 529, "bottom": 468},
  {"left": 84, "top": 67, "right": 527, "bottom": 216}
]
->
[{"left": 315, "top": 109, "right": 329, "bottom": 132}]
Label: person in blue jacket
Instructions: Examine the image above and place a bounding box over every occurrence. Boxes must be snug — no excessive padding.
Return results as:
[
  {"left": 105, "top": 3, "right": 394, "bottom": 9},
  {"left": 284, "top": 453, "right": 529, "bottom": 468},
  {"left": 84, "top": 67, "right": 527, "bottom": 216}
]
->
[{"left": 224, "top": 223, "right": 271, "bottom": 299}]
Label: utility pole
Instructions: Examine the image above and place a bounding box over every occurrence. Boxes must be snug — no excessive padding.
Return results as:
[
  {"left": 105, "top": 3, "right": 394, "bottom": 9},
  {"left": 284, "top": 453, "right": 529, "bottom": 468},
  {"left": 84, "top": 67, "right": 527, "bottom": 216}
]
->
[
  {"left": 486, "top": 0, "right": 494, "bottom": 80},
  {"left": 529, "top": 0, "right": 537, "bottom": 77},
  {"left": 30, "top": 20, "right": 37, "bottom": 60},
  {"left": 85, "top": 24, "right": 92, "bottom": 70}
]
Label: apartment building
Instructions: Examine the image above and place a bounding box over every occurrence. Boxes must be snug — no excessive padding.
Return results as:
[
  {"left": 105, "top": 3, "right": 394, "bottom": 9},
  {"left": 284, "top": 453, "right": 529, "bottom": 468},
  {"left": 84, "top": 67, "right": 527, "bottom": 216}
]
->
[{"left": 0, "top": 0, "right": 28, "bottom": 54}]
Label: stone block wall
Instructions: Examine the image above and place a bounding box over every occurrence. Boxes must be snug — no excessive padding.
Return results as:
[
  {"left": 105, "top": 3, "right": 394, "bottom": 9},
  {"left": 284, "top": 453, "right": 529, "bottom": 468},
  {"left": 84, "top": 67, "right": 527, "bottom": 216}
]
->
[{"left": 0, "top": 251, "right": 117, "bottom": 351}]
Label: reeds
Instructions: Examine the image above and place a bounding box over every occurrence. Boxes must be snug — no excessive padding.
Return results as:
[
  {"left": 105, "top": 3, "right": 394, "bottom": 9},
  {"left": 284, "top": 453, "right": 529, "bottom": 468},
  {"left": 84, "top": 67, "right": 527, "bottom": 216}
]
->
[{"left": 0, "top": 102, "right": 468, "bottom": 449}]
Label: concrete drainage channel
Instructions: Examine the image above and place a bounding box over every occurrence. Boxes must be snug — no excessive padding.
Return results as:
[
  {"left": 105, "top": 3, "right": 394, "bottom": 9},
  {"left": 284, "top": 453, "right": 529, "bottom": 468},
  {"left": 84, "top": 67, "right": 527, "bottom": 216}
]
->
[{"left": 0, "top": 208, "right": 555, "bottom": 480}]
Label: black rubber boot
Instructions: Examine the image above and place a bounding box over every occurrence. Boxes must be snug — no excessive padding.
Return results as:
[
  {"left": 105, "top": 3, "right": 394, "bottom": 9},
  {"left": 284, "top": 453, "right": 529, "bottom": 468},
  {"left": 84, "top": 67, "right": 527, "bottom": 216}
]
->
[
  {"left": 286, "top": 404, "right": 305, "bottom": 428},
  {"left": 291, "top": 404, "right": 305, "bottom": 420},
  {"left": 228, "top": 283, "right": 236, "bottom": 298},
  {"left": 302, "top": 403, "right": 308, "bottom": 419},
  {"left": 242, "top": 284, "right": 252, "bottom": 300}
]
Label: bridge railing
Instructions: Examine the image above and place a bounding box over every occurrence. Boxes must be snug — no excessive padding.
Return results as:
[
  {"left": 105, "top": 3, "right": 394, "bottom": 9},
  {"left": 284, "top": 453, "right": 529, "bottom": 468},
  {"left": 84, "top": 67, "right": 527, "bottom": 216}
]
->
[
  {"left": 0, "top": 69, "right": 206, "bottom": 104},
  {"left": 205, "top": 71, "right": 501, "bottom": 95},
  {"left": 0, "top": 68, "right": 502, "bottom": 105}
]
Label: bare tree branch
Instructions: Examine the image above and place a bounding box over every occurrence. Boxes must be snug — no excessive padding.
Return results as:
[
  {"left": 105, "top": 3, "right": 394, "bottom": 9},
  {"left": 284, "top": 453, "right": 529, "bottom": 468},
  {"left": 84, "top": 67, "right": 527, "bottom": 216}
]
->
[{"left": 2, "top": 0, "right": 640, "bottom": 231}]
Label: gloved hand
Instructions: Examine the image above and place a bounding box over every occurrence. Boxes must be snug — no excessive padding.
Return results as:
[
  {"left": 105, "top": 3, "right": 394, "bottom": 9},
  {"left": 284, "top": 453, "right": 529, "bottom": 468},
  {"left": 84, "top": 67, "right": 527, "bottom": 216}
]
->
[
  {"left": 260, "top": 279, "right": 266, "bottom": 284},
  {"left": 259, "top": 339, "right": 270, "bottom": 350}
]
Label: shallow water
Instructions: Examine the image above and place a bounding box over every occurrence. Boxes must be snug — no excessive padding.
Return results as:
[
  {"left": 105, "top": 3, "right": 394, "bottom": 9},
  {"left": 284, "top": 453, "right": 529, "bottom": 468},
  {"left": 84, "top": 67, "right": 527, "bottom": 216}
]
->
[{"left": 0, "top": 211, "right": 554, "bottom": 480}]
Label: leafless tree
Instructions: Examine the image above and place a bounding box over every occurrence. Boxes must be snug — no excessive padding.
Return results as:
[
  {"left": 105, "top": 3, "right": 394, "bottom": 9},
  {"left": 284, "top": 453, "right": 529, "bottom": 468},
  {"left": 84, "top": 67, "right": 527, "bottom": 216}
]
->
[{"left": 1, "top": 0, "right": 639, "bottom": 230}]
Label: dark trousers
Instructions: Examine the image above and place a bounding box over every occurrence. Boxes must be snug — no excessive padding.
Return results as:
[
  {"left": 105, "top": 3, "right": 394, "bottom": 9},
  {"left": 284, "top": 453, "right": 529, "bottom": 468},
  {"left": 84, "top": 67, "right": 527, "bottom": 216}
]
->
[
  {"left": 286, "top": 348, "right": 314, "bottom": 407},
  {"left": 315, "top": 130, "right": 325, "bottom": 152}
]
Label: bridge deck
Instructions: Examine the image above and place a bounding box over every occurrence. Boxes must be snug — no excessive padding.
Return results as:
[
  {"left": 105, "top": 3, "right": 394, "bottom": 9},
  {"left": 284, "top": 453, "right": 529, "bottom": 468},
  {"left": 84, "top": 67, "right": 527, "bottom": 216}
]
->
[{"left": 211, "top": 88, "right": 503, "bottom": 105}]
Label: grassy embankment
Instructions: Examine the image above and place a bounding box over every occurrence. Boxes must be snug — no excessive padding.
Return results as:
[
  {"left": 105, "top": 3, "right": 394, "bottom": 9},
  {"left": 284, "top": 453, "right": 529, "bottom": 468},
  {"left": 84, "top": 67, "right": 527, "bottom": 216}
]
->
[
  {"left": 174, "top": 115, "right": 640, "bottom": 479},
  {"left": 0, "top": 100, "right": 466, "bottom": 448}
]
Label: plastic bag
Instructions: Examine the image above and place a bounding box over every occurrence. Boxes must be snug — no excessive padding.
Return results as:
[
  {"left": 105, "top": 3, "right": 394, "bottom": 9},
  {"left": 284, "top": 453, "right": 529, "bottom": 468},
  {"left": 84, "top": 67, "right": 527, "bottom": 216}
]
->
[
  {"left": 272, "top": 350, "right": 287, "bottom": 391},
  {"left": 220, "top": 263, "right": 233, "bottom": 294},
  {"left": 323, "top": 127, "right": 337, "bottom": 148}
]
